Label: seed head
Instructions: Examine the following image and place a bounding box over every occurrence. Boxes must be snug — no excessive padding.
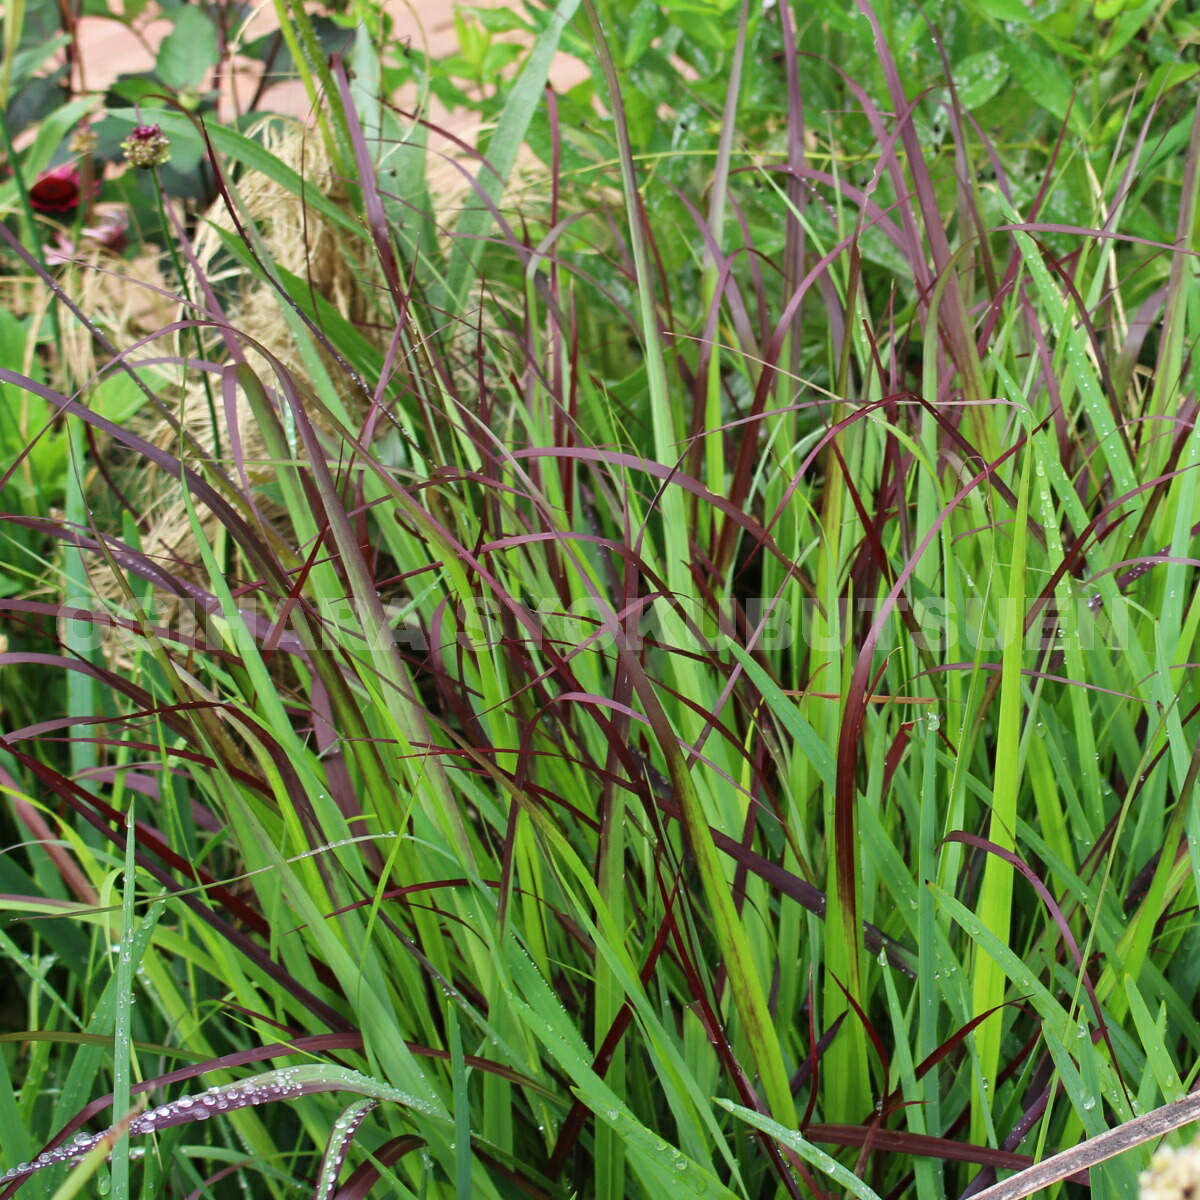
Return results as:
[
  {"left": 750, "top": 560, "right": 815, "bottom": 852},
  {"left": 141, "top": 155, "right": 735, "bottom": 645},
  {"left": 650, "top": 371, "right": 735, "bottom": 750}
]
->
[
  {"left": 69, "top": 123, "right": 99, "bottom": 156},
  {"left": 1139, "top": 1137, "right": 1200, "bottom": 1200},
  {"left": 121, "top": 124, "right": 171, "bottom": 169}
]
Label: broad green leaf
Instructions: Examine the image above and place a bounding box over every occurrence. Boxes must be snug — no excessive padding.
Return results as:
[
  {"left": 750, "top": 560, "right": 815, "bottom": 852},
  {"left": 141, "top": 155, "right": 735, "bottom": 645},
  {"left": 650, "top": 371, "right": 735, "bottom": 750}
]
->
[
  {"left": 658, "top": 0, "right": 738, "bottom": 13},
  {"left": 970, "top": 448, "right": 1030, "bottom": 1144},
  {"left": 972, "top": 0, "right": 1035, "bottom": 20},
  {"left": 1004, "top": 44, "right": 1084, "bottom": 134},
  {"left": 459, "top": 4, "right": 532, "bottom": 33},
  {"left": 0, "top": 95, "right": 94, "bottom": 211},
  {"left": 953, "top": 50, "right": 1009, "bottom": 109},
  {"left": 156, "top": 6, "right": 219, "bottom": 91},
  {"left": 1124, "top": 975, "right": 1185, "bottom": 1104},
  {"left": 90, "top": 371, "right": 164, "bottom": 426},
  {"left": 624, "top": 0, "right": 662, "bottom": 67}
]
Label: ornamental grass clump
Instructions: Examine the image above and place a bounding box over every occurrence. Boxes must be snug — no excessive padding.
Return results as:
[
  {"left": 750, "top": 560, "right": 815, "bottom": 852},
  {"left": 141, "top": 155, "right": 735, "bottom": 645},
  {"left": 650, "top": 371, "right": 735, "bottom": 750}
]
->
[{"left": 1, "top": 1, "right": 1200, "bottom": 1199}]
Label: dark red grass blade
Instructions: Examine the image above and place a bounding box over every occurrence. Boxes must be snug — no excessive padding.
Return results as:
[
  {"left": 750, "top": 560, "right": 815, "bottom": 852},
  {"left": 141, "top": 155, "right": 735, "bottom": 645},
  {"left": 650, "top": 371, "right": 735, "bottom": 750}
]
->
[
  {"left": 854, "top": 1, "right": 984, "bottom": 398},
  {"left": 834, "top": 436, "right": 1030, "bottom": 996},
  {"left": 778, "top": 0, "right": 806, "bottom": 381},
  {"left": 805, "top": 1124, "right": 1085, "bottom": 1179},
  {"left": 332, "top": 1137, "right": 426, "bottom": 1200},
  {"left": 332, "top": 56, "right": 404, "bottom": 307},
  {"left": 184, "top": 1160, "right": 257, "bottom": 1199},
  {"left": 648, "top": 785, "right": 914, "bottom": 972}
]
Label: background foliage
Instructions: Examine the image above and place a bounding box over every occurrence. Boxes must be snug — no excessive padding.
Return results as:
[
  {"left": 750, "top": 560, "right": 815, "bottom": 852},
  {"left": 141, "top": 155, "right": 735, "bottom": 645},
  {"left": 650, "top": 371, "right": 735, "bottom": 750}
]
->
[{"left": 2, "top": 0, "right": 1200, "bottom": 1198}]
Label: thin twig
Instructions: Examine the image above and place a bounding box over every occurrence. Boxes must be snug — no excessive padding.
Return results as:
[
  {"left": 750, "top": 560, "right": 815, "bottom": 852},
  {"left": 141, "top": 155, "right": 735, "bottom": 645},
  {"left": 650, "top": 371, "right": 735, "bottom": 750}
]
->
[{"left": 968, "top": 1088, "right": 1200, "bottom": 1200}]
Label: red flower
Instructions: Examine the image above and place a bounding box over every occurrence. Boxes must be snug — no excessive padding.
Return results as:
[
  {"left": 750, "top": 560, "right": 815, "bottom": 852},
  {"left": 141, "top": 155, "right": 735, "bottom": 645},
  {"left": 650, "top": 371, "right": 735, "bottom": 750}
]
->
[{"left": 29, "top": 163, "right": 95, "bottom": 214}]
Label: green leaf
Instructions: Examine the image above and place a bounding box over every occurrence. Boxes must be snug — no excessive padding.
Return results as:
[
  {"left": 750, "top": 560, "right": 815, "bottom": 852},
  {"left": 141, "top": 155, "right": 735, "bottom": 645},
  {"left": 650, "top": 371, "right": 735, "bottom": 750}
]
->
[
  {"left": 501, "top": 942, "right": 739, "bottom": 1200},
  {"left": 995, "top": 193, "right": 1137, "bottom": 495},
  {"left": 90, "top": 370, "right": 163, "bottom": 426},
  {"left": 623, "top": 87, "right": 656, "bottom": 148},
  {"left": 1004, "top": 44, "right": 1083, "bottom": 134},
  {"left": 716, "top": 1102, "right": 884, "bottom": 1200},
  {"left": 1124, "top": 975, "right": 1185, "bottom": 1104},
  {"left": 8, "top": 34, "right": 70, "bottom": 89},
  {"left": 658, "top": 0, "right": 738, "bottom": 13},
  {"left": 108, "top": 78, "right": 169, "bottom": 105},
  {"left": 0, "top": 312, "right": 63, "bottom": 506},
  {"left": 0, "top": 308, "right": 36, "bottom": 379},
  {"left": 459, "top": 4, "right": 532, "bottom": 32},
  {"left": 681, "top": 12, "right": 731, "bottom": 49},
  {"left": 481, "top": 41, "right": 526, "bottom": 77},
  {"left": 156, "top": 6, "right": 219, "bottom": 91},
  {"left": 970, "top": 448, "right": 1030, "bottom": 1144},
  {"left": 453, "top": 9, "right": 489, "bottom": 69},
  {"left": 971, "top": 0, "right": 1035, "bottom": 20},
  {"left": 1142, "top": 61, "right": 1198, "bottom": 101},
  {"left": 952, "top": 49, "right": 1009, "bottom": 109},
  {"left": 623, "top": 0, "right": 662, "bottom": 67}
]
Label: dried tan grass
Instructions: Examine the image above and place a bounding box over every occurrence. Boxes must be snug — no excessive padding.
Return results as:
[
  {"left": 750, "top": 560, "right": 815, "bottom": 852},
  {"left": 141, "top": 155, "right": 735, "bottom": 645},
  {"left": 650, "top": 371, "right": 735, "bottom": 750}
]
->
[
  {"left": 192, "top": 117, "right": 377, "bottom": 364},
  {"left": 90, "top": 119, "right": 382, "bottom": 665}
]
